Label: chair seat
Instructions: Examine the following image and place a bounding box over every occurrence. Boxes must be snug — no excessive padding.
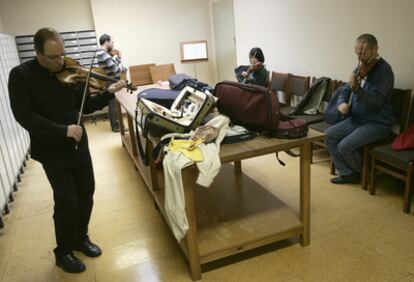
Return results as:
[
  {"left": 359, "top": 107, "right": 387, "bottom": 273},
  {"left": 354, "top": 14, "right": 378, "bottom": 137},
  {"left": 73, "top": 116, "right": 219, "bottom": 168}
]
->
[
  {"left": 373, "top": 145, "right": 414, "bottom": 169},
  {"left": 280, "top": 107, "right": 324, "bottom": 124},
  {"left": 309, "top": 121, "right": 332, "bottom": 133}
]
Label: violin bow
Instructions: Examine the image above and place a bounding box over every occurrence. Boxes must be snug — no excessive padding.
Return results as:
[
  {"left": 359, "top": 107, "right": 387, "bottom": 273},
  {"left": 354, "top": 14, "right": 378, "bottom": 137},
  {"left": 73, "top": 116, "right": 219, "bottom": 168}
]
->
[
  {"left": 348, "top": 41, "right": 366, "bottom": 107},
  {"left": 75, "top": 50, "right": 97, "bottom": 150}
]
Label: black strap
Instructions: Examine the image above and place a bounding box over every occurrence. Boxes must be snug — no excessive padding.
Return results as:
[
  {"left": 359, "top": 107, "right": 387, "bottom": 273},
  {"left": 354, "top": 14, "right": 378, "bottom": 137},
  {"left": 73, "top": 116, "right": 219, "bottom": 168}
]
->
[
  {"left": 275, "top": 149, "right": 300, "bottom": 166},
  {"left": 135, "top": 109, "right": 149, "bottom": 166}
]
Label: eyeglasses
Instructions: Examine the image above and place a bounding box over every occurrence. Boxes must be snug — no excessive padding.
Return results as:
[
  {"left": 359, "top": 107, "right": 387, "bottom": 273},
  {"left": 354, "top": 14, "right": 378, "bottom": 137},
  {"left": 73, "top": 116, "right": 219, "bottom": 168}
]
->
[{"left": 42, "top": 53, "right": 65, "bottom": 61}]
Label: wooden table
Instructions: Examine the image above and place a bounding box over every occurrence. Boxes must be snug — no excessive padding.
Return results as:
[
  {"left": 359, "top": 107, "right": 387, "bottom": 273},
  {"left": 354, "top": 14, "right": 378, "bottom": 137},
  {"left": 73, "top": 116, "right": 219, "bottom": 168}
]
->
[{"left": 116, "top": 87, "right": 325, "bottom": 280}]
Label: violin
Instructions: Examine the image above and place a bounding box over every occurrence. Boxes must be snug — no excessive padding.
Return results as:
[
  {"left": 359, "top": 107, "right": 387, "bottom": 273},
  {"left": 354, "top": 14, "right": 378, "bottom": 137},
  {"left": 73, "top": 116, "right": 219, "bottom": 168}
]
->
[
  {"left": 55, "top": 57, "right": 136, "bottom": 93},
  {"left": 109, "top": 48, "right": 120, "bottom": 57},
  {"left": 247, "top": 62, "right": 264, "bottom": 74},
  {"left": 347, "top": 42, "right": 379, "bottom": 107},
  {"left": 354, "top": 57, "right": 379, "bottom": 81}
]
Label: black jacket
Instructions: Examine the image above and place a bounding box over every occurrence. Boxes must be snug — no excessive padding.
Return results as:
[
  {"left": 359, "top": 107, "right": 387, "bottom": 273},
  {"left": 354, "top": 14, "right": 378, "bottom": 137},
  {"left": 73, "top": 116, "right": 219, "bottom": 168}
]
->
[{"left": 8, "top": 59, "right": 113, "bottom": 165}]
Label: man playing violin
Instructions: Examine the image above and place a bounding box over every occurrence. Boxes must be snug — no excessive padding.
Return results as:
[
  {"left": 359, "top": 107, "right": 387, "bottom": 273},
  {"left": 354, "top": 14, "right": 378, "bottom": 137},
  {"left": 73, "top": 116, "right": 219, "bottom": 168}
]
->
[
  {"left": 8, "top": 27, "right": 127, "bottom": 273},
  {"left": 241, "top": 47, "right": 268, "bottom": 87},
  {"left": 325, "top": 34, "right": 394, "bottom": 184},
  {"left": 96, "top": 34, "right": 127, "bottom": 132}
]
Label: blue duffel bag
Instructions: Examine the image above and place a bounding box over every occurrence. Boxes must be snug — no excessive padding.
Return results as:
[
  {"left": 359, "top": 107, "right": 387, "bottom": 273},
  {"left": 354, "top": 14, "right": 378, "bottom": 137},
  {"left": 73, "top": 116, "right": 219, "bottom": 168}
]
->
[{"left": 137, "top": 88, "right": 180, "bottom": 109}]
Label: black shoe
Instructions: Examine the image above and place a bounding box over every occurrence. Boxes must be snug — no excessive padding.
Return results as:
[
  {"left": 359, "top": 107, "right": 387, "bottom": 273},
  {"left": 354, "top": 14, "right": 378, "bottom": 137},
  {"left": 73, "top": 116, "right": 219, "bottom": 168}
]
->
[
  {"left": 74, "top": 237, "right": 102, "bottom": 257},
  {"left": 331, "top": 173, "right": 360, "bottom": 184},
  {"left": 112, "top": 126, "right": 128, "bottom": 133},
  {"left": 56, "top": 253, "right": 86, "bottom": 273}
]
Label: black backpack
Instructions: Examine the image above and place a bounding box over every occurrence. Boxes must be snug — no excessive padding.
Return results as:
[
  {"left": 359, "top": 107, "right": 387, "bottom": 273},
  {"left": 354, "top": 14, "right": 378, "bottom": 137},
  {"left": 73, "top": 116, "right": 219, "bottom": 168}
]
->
[{"left": 291, "top": 77, "right": 331, "bottom": 115}]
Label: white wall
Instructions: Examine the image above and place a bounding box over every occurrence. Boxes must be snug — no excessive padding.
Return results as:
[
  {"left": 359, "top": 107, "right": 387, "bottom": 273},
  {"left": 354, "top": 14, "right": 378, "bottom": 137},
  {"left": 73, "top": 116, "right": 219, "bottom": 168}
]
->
[
  {"left": 211, "top": 0, "right": 237, "bottom": 82},
  {"left": 90, "top": 0, "right": 216, "bottom": 85},
  {"left": 0, "top": 0, "right": 94, "bottom": 35},
  {"left": 234, "top": 0, "right": 414, "bottom": 91}
]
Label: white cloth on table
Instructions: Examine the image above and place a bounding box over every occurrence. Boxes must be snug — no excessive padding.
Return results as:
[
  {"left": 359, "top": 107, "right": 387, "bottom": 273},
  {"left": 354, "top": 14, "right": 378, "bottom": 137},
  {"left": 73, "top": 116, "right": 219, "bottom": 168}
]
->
[{"left": 163, "top": 114, "right": 230, "bottom": 241}]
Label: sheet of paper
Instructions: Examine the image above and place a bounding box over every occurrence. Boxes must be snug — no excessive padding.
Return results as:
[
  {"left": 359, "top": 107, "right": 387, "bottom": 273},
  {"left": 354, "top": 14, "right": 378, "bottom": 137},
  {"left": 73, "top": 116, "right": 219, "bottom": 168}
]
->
[{"left": 182, "top": 42, "right": 207, "bottom": 60}]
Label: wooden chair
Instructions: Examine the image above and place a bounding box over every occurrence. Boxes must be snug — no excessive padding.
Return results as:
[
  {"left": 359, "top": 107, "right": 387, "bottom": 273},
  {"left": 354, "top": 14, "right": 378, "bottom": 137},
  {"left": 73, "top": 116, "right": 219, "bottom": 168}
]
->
[
  {"left": 368, "top": 89, "right": 413, "bottom": 213},
  {"left": 280, "top": 74, "right": 310, "bottom": 113},
  {"left": 129, "top": 63, "right": 155, "bottom": 86},
  {"left": 361, "top": 88, "right": 412, "bottom": 190},
  {"left": 265, "top": 70, "right": 271, "bottom": 88},
  {"left": 287, "top": 77, "right": 338, "bottom": 125},
  {"left": 268, "top": 72, "right": 290, "bottom": 106},
  {"left": 369, "top": 141, "right": 414, "bottom": 213},
  {"left": 149, "top": 64, "right": 176, "bottom": 83}
]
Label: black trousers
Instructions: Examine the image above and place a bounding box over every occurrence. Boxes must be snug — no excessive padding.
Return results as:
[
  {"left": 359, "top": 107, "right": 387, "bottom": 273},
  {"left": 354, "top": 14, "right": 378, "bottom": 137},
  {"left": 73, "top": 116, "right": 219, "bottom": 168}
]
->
[
  {"left": 108, "top": 98, "right": 120, "bottom": 130},
  {"left": 43, "top": 157, "right": 95, "bottom": 258}
]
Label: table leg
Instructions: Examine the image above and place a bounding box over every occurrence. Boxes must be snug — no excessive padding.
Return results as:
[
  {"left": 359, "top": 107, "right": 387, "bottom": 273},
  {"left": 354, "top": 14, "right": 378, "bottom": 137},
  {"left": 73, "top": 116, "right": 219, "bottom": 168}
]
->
[
  {"left": 182, "top": 166, "right": 201, "bottom": 280},
  {"left": 126, "top": 115, "right": 138, "bottom": 156},
  {"left": 234, "top": 160, "right": 242, "bottom": 173},
  {"left": 115, "top": 100, "right": 125, "bottom": 136},
  {"left": 147, "top": 138, "right": 159, "bottom": 191},
  {"left": 299, "top": 142, "right": 311, "bottom": 246}
]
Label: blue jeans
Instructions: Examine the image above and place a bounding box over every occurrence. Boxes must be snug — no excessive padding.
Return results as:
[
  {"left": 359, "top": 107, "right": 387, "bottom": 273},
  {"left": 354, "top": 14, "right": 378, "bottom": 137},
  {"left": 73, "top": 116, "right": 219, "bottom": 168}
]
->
[{"left": 325, "top": 117, "right": 391, "bottom": 176}]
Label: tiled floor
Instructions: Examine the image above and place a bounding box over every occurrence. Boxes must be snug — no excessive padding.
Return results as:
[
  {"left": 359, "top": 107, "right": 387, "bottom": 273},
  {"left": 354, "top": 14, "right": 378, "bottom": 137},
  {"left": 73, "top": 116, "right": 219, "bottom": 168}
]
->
[{"left": 0, "top": 120, "right": 413, "bottom": 282}]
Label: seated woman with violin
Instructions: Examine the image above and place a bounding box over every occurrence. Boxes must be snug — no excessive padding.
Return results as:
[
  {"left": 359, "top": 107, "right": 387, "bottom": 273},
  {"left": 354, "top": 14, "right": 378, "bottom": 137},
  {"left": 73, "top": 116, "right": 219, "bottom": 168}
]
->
[
  {"left": 8, "top": 27, "right": 130, "bottom": 274},
  {"left": 324, "top": 33, "right": 394, "bottom": 185},
  {"left": 240, "top": 47, "right": 268, "bottom": 87}
]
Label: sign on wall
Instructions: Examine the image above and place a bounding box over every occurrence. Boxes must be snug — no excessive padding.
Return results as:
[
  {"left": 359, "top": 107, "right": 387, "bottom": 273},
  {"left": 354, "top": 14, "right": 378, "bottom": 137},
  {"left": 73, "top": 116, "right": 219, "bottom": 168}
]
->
[{"left": 180, "top": 40, "right": 208, "bottom": 62}]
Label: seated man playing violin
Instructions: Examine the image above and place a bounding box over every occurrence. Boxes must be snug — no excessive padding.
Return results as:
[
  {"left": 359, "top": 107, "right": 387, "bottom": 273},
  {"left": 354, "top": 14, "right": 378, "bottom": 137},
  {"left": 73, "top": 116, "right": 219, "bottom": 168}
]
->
[
  {"left": 8, "top": 27, "right": 127, "bottom": 273},
  {"left": 240, "top": 47, "right": 268, "bottom": 87},
  {"left": 325, "top": 33, "right": 394, "bottom": 184},
  {"left": 96, "top": 34, "right": 128, "bottom": 132}
]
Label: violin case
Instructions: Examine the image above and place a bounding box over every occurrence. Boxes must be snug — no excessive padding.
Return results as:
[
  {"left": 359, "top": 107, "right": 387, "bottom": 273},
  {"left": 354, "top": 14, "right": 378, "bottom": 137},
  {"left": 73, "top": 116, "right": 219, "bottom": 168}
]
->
[
  {"left": 136, "top": 86, "right": 216, "bottom": 137},
  {"left": 135, "top": 86, "right": 216, "bottom": 165},
  {"left": 214, "top": 81, "right": 308, "bottom": 139}
]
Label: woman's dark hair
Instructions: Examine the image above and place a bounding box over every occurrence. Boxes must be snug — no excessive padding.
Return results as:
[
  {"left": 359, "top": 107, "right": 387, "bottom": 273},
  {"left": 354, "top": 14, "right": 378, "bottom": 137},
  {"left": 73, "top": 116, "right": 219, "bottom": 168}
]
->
[
  {"left": 99, "top": 34, "right": 111, "bottom": 46},
  {"left": 33, "top": 27, "right": 62, "bottom": 53},
  {"left": 249, "top": 47, "right": 265, "bottom": 63}
]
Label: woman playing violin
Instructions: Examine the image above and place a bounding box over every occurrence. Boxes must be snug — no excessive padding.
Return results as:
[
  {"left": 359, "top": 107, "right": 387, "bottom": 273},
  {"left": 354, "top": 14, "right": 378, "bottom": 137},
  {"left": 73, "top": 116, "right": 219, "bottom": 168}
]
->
[
  {"left": 325, "top": 33, "right": 394, "bottom": 185},
  {"left": 241, "top": 47, "right": 268, "bottom": 87},
  {"left": 8, "top": 28, "right": 127, "bottom": 273}
]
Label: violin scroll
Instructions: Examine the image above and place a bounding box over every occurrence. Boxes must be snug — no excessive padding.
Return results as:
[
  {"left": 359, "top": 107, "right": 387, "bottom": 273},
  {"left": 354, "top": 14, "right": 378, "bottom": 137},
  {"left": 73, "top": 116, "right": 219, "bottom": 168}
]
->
[{"left": 247, "top": 62, "right": 264, "bottom": 74}]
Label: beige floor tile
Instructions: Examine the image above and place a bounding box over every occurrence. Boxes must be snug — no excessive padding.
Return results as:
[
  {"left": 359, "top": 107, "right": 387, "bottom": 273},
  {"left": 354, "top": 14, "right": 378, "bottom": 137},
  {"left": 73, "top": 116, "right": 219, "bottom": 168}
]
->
[
  {"left": 374, "top": 237, "right": 414, "bottom": 275},
  {"left": 202, "top": 250, "right": 302, "bottom": 282},
  {"left": 92, "top": 191, "right": 154, "bottom": 217},
  {"left": 274, "top": 230, "right": 410, "bottom": 282},
  {"left": 89, "top": 203, "right": 160, "bottom": 230},
  {"left": 93, "top": 233, "right": 179, "bottom": 274},
  {"left": 95, "top": 255, "right": 191, "bottom": 282},
  {"left": 91, "top": 216, "right": 169, "bottom": 250},
  {"left": 2, "top": 263, "right": 95, "bottom": 282},
  {"left": 0, "top": 254, "right": 9, "bottom": 281},
  {"left": 3, "top": 249, "right": 54, "bottom": 277},
  {"left": 5, "top": 212, "right": 53, "bottom": 236},
  {"left": 0, "top": 228, "right": 15, "bottom": 257}
]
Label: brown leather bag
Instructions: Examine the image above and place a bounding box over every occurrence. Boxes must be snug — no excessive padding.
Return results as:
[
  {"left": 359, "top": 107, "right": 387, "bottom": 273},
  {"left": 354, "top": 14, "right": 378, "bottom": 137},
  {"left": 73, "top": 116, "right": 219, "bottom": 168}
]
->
[
  {"left": 214, "top": 81, "right": 280, "bottom": 135},
  {"left": 214, "top": 81, "right": 308, "bottom": 139}
]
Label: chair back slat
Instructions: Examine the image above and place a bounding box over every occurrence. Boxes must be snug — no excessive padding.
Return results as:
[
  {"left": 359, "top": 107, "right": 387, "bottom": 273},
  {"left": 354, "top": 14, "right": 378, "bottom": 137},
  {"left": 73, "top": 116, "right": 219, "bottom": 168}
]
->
[
  {"left": 129, "top": 63, "right": 155, "bottom": 86},
  {"left": 149, "top": 64, "right": 176, "bottom": 82},
  {"left": 391, "top": 88, "right": 412, "bottom": 132},
  {"left": 269, "top": 72, "right": 290, "bottom": 105},
  {"left": 288, "top": 74, "right": 310, "bottom": 106}
]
